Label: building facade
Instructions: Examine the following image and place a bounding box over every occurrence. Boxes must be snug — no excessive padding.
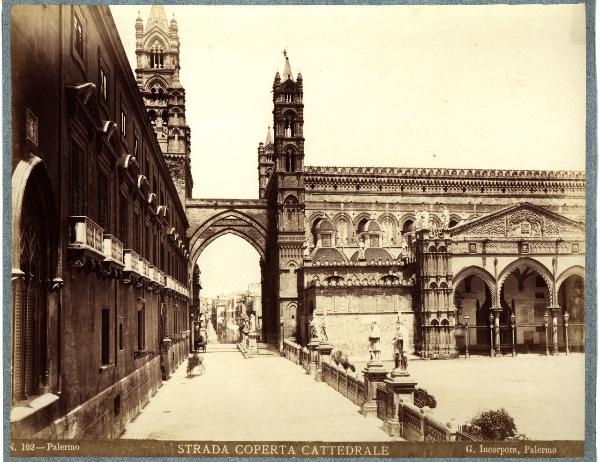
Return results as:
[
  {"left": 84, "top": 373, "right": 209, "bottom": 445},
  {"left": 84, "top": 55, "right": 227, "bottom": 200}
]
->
[{"left": 11, "top": 5, "right": 191, "bottom": 438}]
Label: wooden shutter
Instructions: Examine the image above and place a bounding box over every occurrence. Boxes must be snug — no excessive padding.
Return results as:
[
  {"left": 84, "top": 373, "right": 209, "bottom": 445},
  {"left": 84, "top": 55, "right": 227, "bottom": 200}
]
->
[
  {"left": 120, "top": 197, "right": 128, "bottom": 247},
  {"left": 101, "top": 309, "right": 110, "bottom": 364},
  {"left": 98, "top": 173, "right": 109, "bottom": 232},
  {"left": 12, "top": 281, "right": 23, "bottom": 401},
  {"left": 70, "top": 141, "right": 86, "bottom": 215}
]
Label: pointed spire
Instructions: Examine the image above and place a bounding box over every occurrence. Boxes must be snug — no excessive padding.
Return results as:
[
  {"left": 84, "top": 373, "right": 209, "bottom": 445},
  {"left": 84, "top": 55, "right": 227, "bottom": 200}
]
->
[
  {"left": 282, "top": 49, "right": 293, "bottom": 81},
  {"left": 146, "top": 5, "right": 168, "bottom": 30},
  {"left": 265, "top": 126, "right": 273, "bottom": 145}
]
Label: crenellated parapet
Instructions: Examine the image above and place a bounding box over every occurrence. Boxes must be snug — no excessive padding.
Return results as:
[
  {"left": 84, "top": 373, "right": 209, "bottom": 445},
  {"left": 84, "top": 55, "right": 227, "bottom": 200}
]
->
[{"left": 304, "top": 165, "right": 585, "bottom": 195}]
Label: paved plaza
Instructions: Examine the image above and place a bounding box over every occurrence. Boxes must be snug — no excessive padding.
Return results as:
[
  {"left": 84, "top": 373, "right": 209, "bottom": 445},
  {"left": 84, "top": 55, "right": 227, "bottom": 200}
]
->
[
  {"left": 354, "top": 353, "right": 585, "bottom": 440},
  {"left": 411, "top": 354, "right": 585, "bottom": 440},
  {"left": 121, "top": 344, "right": 396, "bottom": 441}
]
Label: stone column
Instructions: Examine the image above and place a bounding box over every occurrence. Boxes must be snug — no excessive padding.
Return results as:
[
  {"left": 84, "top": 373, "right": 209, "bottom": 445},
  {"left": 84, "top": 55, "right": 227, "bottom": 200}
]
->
[
  {"left": 383, "top": 369, "right": 417, "bottom": 436},
  {"left": 492, "top": 307, "right": 502, "bottom": 356},
  {"left": 549, "top": 306, "right": 561, "bottom": 355},
  {"left": 306, "top": 339, "right": 320, "bottom": 378},
  {"left": 361, "top": 367, "right": 388, "bottom": 418}
]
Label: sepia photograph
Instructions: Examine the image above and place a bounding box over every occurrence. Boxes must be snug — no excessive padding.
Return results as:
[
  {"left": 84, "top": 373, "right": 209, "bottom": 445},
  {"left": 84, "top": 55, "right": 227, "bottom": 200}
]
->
[{"left": 7, "top": 1, "right": 593, "bottom": 459}]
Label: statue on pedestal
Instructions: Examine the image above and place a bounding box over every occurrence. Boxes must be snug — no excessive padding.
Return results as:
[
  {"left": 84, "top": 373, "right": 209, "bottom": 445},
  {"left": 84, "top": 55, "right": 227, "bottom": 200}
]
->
[
  {"left": 309, "top": 317, "right": 319, "bottom": 341},
  {"left": 249, "top": 312, "right": 256, "bottom": 333},
  {"left": 358, "top": 240, "right": 366, "bottom": 260},
  {"left": 368, "top": 321, "right": 382, "bottom": 363},
  {"left": 393, "top": 320, "right": 405, "bottom": 371},
  {"left": 319, "top": 317, "right": 329, "bottom": 342},
  {"left": 401, "top": 239, "right": 409, "bottom": 258},
  {"left": 302, "top": 239, "right": 313, "bottom": 258}
]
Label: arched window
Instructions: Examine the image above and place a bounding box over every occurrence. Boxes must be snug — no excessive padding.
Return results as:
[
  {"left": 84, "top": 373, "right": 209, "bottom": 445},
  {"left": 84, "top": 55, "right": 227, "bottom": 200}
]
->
[
  {"left": 284, "top": 146, "right": 296, "bottom": 172},
  {"left": 283, "top": 111, "right": 296, "bottom": 137},
  {"left": 151, "top": 41, "right": 165, "bottom": 68}
]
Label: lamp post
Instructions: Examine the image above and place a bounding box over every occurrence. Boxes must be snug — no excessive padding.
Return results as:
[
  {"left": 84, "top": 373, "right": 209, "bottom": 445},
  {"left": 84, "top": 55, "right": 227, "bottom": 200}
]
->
[
  {"left": 510, "top": 313, "right": 516, "bottom": 357},
  {"left": 464, "top": 314, "right": 470, "bottom": 359},
  {"left": 543, "top": 312, "right": 549, "bottom": 356},
  {"left": 563, "top": 311, "right": 570, "bottom": 355},
  {"left": 489, "top": 313, "right": 494, "bottom": 358}
]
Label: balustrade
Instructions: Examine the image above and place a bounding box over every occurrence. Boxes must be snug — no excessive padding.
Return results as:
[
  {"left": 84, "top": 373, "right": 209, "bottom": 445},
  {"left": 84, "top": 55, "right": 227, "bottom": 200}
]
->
[
  {"left": 68, "top": 216, "right": 104, "bottom": 255},
  {"left": 123, "top": 249, "right": 141, "bottom": 273},
  {"left": 102, "top": 234, "right": 124, "bottom": 263}
]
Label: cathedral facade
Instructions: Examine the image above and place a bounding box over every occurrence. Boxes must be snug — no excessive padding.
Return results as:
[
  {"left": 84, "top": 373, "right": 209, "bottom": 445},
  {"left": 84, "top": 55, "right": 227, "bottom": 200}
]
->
[{"left": 254, "top": 55, "right": 586, "bottom": 359}]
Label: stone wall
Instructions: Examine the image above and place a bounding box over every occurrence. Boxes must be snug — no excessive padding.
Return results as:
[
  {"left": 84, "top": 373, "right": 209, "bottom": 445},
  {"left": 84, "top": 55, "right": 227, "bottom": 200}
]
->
[
  {"left": 318, "top": 312, "right": 416, "bottom": 359},
  {"left": 16, "top": 356, "right": 161, "bottom": 439}
]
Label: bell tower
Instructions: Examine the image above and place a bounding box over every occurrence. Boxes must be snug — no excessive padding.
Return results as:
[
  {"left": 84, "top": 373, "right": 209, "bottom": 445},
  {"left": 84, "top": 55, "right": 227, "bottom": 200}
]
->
[
  {"left": 135, "top": 6, "right": 193, "bottom": 205},
  {"left": 265, "top": 51, "right": 306, "bottom": 342}
]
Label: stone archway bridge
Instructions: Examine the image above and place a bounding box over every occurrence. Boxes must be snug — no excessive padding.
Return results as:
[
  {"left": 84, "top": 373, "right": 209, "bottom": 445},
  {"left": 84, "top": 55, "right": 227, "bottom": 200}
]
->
[{"left": 186, "top": 198, "right": 269, "bottom": 265}]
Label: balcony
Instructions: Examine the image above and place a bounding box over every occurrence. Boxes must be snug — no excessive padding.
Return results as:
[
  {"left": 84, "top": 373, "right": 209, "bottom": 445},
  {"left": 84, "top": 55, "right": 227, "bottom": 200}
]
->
[
  {"left": 68, "top": 216, "right": 104, "bottom": 255},
  {"left": 68, "top": 216, "right": 105, "bottom": 267},
  {"left": 102, "top": 234, "right": 124, "bottom": 265},
  {"left": 123, "top": 249, "right": 140, "bottom": 273}
]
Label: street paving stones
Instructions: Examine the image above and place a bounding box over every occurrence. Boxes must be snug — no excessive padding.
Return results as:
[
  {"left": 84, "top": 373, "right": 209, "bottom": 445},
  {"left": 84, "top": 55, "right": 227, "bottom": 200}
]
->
[{"left": 121, "top": 344, "right": 396, "bottom": 441}]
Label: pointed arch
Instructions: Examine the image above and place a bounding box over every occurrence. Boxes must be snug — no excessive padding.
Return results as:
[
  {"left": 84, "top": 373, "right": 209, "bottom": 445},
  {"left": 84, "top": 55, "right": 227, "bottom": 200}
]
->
[
  {"left": 12, "top": 156, "right": 58, "bottom": 269},
  {"left": 352, "top": 212, "right": 371, "bottom": 226},
  {"left": 452, "top": 265, "right": 497, "bottom": 307},
  {"left": 556, "top": 265, "right": 585, "bottom": 292},
  {"left": 498, "top": 257, "right": 555, "bottom": 305},
  {"left": 193, "top": 228, "right": 265, "bottom": 263}
]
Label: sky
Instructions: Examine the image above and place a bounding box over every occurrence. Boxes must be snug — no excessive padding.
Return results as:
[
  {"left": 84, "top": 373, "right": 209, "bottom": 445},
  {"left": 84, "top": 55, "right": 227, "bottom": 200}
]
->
[{"left": 110, "top": 4, "right": 586, "bottom": 297}]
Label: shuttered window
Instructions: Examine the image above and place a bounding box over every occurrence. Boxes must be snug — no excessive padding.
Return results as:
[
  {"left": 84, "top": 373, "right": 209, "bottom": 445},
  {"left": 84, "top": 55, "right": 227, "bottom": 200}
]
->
[
  {"left": 119, "top": 196, "right": 128, "bottom": 247},
  {"left": 134, "top": 212, "right": 140, "bottom": 251},
  {"left": 137, "top": 304, "right": 145, "bottom": 350},
  {"left": 70, "top": 141, "right": 86, "bottom": 215},
  {"left": 101, "top": 309, "right": 110, "bottom": 365},
  {"left": 145, "top": 223, "right": 150, "bottom": 258},
  {"left": 98, "top": 173, "right": 109, "bottom": 232}
]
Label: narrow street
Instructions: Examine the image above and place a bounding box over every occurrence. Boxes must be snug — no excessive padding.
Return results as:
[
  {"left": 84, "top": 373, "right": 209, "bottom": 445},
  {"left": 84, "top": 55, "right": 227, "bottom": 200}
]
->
[{"left": 121, "top": 344, "right": 395, "bottom": 441}]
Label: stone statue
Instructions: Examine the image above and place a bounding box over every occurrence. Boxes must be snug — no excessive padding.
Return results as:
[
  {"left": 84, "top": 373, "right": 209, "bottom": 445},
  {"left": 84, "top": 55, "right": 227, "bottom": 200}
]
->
[
  {"left": 401, "top": 351, "right": 408, "bottom": 371},
  {"left": 401, "top": 239, "right": 409, "bottom": 257},
  {"left": 441, "top": 207, "right": 450, "bottom": 229},
  {"left": 414, "top": 210, "right": 423, "bottom": 231},
  {"left": 309, "top": 317, "right": 319, "bottom": 341},
  {"left": 393, "top": 321, "right": 404, "bottom": 370},
  {"left": 249, "top": 312, "right": 256, "bottom": 333},
  {"left": 368, "top": 321, "right": 382, "bottom": 363},
  {"left": 319, "top": 317, "right": 328, "bottom": 342},
  {"left": 422, "top": 209, "right": 430, "bottom": 230},
  {"left": 302, "top": 239, "right": 312, "bottom": 258},
  {"left": 570, "top": 280, "right": 584, "bottom": 321},
  {"left": 358, "top": 240, "right": 366, "bottom": 260}
]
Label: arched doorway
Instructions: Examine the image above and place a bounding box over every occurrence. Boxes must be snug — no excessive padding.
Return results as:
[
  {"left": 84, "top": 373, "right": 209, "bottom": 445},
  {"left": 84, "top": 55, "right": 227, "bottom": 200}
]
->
[
  {"left": 454, "top": 273, "right": 493, "bottom": 354},
  {"left": 499, "top": 259, "right": 553, "bottom": 354},
  {"left": 557, "top": 268, "right": 585, "bottom": 352},
  {"left": 12, "top": 158, "right": 58, "bottom": 402}
]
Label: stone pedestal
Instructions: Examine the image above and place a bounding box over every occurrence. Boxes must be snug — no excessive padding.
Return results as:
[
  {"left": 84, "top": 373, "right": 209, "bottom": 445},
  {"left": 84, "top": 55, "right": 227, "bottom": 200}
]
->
[
  {"left": 247, "top": 332, "right": 258, "bottom": 357},
  {"left": 315, "top": 343, "right": 333, "bottom": 382},
  {"left": 383, "top": 371, "right": 418, "bottom": 437},
  {"left": 361, "top": 366, "right": 388, "bottom": 417},
  {"left": 306, "top": 341, "right": 319, "bottom": 377}
]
